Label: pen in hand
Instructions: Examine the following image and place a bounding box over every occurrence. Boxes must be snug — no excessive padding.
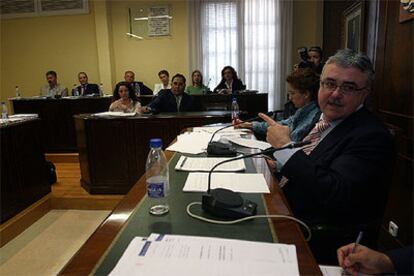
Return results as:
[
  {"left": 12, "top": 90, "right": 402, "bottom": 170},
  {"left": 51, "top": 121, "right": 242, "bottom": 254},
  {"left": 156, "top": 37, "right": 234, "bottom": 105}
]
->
[{"left": 342, "top": 231, "right": 363, "bottom": 275}]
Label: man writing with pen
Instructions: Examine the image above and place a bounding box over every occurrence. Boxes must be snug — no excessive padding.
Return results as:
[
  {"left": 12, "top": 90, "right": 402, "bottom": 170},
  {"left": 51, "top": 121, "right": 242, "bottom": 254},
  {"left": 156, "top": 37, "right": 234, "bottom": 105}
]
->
[{"left": 259, "top": 49, "right": 394, "bottom": 264}]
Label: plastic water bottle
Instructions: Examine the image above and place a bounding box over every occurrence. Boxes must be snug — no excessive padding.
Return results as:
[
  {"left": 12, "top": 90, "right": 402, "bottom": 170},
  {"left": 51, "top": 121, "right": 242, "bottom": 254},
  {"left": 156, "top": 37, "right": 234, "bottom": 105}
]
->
[
  {"left": 146, "top": 138, "right": 169, "bottom": 215},
  {"left": 231, "top": 97, "right": 239, "bottom": 125},
  {"left": 99, "top": 83, "right": 104, "bottom": 96},
  {"left": 15, "top": 86, "right": 21, "bottom": 98},
  {"left": 1, "top": 102, "right": 8, "bottom": 119},
  {"left": 73, "top": 84, "right": 79, "bottom": 96}
]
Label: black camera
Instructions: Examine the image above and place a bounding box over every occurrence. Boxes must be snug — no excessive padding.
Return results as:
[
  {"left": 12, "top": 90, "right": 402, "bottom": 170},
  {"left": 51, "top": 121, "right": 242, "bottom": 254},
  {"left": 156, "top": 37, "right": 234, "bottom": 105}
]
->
[{"left": 297, "top": 47, "right": 313, "bottom": 69}]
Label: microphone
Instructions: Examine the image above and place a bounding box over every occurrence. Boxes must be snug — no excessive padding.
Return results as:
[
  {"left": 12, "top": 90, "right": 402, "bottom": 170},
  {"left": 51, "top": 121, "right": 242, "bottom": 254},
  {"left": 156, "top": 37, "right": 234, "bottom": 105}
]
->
[
  {"left": 202, "top": 140, "right": 310, "bottom": 218},
  {"left": 206, "top": 111, "right": 275, "bottom": 157}
]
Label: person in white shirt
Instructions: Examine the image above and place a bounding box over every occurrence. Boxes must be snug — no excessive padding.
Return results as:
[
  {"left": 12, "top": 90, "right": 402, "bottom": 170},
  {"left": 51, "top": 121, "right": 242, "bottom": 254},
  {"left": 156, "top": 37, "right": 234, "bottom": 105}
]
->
[
  {"left": 153, "top": 70, "right": 171, "bottom": 94},
  {"left": 109, "top": 82, "right": 142, "bottom": 113},
  {"left": 40, "top": 70, "right": 68, "bottom": 97}
]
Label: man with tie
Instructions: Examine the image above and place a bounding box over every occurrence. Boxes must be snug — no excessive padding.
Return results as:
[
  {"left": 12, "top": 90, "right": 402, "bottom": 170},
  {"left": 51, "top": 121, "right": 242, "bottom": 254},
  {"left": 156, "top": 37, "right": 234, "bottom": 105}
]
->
[
  {"left": 260, "top": 49, "right": 393, "bottom": 264},
  {"left": 73, "top": 72, "right": 100, "bottom": 96},
  {"left": 40, "top": 70, "right": 68, "bottom": 97},
  {"left": 141, "top": 74, "right": 193, "bottom": 113},
  {"left": 123, "top": 70, "right": 153, "bottom": 96}
]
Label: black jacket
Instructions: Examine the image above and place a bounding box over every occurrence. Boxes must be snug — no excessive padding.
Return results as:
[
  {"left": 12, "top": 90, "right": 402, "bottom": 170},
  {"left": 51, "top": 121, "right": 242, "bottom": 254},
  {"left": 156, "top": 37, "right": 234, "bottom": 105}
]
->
[
  {"left": 73, "top": 83, "right": 100, "bottom": 96},
  {"left": 148, "top": 89, "right": 194, "bottom": 113},
  {"left": 282, "top": 107, "right": 393, "bottom": 226},
  {"left": 213, "top": 79, "right": 246, "bottom": 93}
]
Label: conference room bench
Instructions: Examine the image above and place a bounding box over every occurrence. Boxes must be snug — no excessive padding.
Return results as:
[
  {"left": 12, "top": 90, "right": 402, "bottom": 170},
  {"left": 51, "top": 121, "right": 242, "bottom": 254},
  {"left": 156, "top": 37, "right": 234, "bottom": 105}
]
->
[
  {"left": 59, "top": 134, "right": 321, "bottom": 275},
  {"left": 10, "top": 93, "right": 268, "bottom": 153}
]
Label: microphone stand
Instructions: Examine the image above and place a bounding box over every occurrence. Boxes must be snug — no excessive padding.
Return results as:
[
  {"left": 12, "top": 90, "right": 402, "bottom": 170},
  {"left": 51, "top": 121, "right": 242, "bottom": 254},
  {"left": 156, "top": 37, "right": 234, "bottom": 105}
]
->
[
  {"left": 206, "top": 111, "right": 275, "bottom": 157},
  {"left": 202, "top": 140, "right": 311, "bottom": 218}
]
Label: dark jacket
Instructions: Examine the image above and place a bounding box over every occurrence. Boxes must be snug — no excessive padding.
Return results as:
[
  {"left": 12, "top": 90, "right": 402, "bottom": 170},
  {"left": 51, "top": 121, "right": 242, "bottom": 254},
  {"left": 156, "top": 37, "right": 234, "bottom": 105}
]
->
[
  {"left": 213, "top": 79, "right": 246, "bottom": 93},
  {"left": 148, "top": 89, "right": 194, "bottom": 113},
  {"left": 282, "top": 107, "right": 393, "bottom": 226},
  {"left": 386, "top": 246, "right": 414, "bottom": 275},
  {"left": 73, "top": 83, "right": 100, "bottom": 96}
]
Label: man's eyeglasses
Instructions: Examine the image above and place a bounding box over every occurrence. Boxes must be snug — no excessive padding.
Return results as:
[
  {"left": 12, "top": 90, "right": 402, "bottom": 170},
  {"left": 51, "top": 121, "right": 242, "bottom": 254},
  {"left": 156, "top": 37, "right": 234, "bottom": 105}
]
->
[{"left": 320, "top": 80, "right": 368, "bottom": 96}]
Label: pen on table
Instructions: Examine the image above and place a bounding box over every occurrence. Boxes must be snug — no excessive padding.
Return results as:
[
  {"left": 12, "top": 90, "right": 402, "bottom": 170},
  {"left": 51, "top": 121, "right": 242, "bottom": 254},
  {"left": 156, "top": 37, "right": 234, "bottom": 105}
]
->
[{"left": 180, "top": 157, "right": 188, "bottom": 168}]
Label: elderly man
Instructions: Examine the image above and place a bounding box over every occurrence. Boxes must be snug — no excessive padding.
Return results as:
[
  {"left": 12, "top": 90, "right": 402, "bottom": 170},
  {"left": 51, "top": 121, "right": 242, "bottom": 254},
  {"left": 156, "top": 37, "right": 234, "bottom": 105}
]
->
[
  {"left": 122, "top": 70, "right": 153, "bottom": 96},
  {"left": 40, "top": 70, "right": 68, "bottom": 97},
  {"left": 142, "top": 74, "right": 193, "bottom": 113},
  {"left": 260, "top": 49, "right": 393, "bottom": 263}
]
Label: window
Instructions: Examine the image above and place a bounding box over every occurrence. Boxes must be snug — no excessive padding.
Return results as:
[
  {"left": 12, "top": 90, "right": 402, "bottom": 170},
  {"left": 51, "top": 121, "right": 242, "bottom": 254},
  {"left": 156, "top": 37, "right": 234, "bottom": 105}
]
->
[{"left": 197, "top": 0, "right": 286, "bottom": 110}]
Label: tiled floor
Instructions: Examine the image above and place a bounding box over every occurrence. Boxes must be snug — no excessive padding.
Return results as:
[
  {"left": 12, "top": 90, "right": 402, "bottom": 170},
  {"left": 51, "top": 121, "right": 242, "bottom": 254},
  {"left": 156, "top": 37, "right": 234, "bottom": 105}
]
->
[{"left": 0, "top": 210, "right": 110, "bottom": 276}]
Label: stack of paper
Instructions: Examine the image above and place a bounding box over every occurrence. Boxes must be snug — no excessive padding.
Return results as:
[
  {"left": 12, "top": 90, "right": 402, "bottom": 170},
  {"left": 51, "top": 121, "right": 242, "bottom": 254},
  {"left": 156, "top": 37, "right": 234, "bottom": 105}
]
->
[
  {"left": 175, "top": 156, "right": 245, "bottom": 172},
  {"left": 93, "top": 111, "right": 136, "bottom": 117},
  {"left": 193, "top": 126, "right": 249, "bottom": 136},
  {"left": 166, "top": 132, "right": 214, "bottom": 154},
  {"left": 110, "top": 233, "right": 300, "bottom": 276},
  {"left": 227, "top": 137, "right": 272, "bottom": 150},
  {"left": 183, "top": 172, "right": 270, "bottom": 193},
  {"left": 167, "top": 126, "right": 247, "bottom": 155}
]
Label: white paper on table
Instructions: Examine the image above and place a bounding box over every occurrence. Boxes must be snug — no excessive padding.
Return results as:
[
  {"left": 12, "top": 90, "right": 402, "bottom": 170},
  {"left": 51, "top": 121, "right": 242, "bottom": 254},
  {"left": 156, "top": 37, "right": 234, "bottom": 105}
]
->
[
  {"left": 9, "top": 113, "right": 39, "bottom": 118},
  {"left": 183, "top": 172, "right": 270, "bottom": 193},
  {"left": 93, "top": 111, "right": 136, "bottom": 117},
  {"left": 175, "top": 156, "right": 245, "bottom": 172},
  {"left": 319, "top": 265, "right": 371, "bottom": 276},
  {"left": 193, "top": 125, "right": 249, "bottom": 135},
  {"left": 166, "top": 132, "right": 218, "bottom": 154},
  {"left": 110, "top": 234, "right": 299, "bottom": 276},
  {"left": 227, "top": 137, "right": 272, "bottom": 151}
]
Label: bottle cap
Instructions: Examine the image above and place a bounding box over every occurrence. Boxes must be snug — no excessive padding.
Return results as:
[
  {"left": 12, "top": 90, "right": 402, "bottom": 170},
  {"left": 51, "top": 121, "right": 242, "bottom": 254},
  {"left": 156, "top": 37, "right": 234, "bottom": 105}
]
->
[{"left": 150, "top": 138, "right": 162, "bottom": 148}]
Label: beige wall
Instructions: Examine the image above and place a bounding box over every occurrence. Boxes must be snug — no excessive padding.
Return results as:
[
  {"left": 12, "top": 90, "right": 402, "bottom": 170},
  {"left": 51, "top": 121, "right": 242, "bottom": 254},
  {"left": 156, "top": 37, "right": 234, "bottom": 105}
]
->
[
  {"left": 1, "top": 0, "right": 322, "bottom": 106},
  {"left": 109, "top": 1, "right": 189, "bottom": 89},
  {"left": 292, "top": 0, "right": 324, "bottom": 67},
  {"left": 0, "top": 0, "right": 189, "bottom": 106},
  {"left": 0, "top": 2, "right": 99, "bottom": 102}
]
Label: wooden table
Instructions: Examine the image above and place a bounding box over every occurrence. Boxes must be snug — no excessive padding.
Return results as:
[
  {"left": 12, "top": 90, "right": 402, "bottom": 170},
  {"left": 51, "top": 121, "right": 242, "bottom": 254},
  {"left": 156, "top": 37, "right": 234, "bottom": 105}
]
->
[
  {"left": 0, "top": 118, "right": 50, "bottom": 223},
  {"left": 10, "top": 94, "right": 268, "bottom": 153},
  {"left": 10, "top": 96, "right": 112, "bottom": 152},
  {"left": 60, "top": 145, "right": 321, "bottom": 275},
  {"left": 75, "top": 112, "right": 233, "bottom": 194}
]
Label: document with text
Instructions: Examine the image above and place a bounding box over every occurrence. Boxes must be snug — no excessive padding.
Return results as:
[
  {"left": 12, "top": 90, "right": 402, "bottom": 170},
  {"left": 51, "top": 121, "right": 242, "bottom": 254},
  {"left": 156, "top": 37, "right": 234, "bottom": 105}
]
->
[
  {"left": 175, "top": 156, "right": 245, "bottom": 172},
  {"left": 183, "top": 172, "right": 270, "bottom": 193},
  {"left": 110, "top": 233, "right": 299, "bottom": 276}
]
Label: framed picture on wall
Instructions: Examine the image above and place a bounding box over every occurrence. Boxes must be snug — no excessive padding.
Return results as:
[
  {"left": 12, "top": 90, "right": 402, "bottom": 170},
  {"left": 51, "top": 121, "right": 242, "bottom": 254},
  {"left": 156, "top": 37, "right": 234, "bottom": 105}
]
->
[{"left": 343, "top": 2, "right": 364, "bottom": 52}]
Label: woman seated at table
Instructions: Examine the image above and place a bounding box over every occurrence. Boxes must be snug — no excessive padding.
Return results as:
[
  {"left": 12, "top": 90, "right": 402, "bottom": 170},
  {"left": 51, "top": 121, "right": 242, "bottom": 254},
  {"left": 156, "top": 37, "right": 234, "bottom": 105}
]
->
[
  {"left": 109, "top": 82, "right": 142, "bottom": 113},
  {"left": 236, "top": 68, "right": 320, "bottom": 142},
  {"left": 213, "top": 66, "right": 246, "bottom": 94},
  {"left": 185, "top": 70, "right": 209, "bottom": 95}
]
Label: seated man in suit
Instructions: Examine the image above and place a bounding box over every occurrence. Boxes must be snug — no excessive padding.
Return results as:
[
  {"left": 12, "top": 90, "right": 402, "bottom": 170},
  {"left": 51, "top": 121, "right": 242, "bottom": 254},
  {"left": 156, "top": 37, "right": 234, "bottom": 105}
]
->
[
  {"left": 72, "top": 72, "right": 100, "bottom": 96},
  {"left": 40, "top": 70, "right": 68, "bottom": 97},
  {"left": 260, "top": 49, "right": 394, "bottom": 264},
  {"left": 141, "top": 74, "right": 193, "bottom": 113},
  {"left": 122, "top": 70, "right": 153, "bottom": 96}
]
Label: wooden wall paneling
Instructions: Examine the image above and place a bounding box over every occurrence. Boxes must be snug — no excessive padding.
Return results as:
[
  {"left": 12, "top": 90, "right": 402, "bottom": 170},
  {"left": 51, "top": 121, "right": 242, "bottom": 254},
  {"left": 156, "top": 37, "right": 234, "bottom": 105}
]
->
[
  {"left": 323, "top": 0, "right": 413, "bottom": 250},
  {"left": 372, "top": 0, "right": 413, "bottom": 249}
]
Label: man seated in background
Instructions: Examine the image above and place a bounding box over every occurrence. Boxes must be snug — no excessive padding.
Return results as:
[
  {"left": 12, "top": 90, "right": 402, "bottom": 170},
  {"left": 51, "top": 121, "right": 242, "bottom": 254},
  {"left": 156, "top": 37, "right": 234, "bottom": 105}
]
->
[
  {"left": 40, "top": 70, "right": 68, "bottom": 97},
  {"left": 73, "top": 72, "right": 99, "bottom": 96},
  {"left": 141, "top": 74, "right": 193, "bottom": 113},
  {"left": 260, "top": 49, "right": 394, "bottom": 264},
  {"left": 153, "top": 70, "right": 171, "bottom": 94},
  {"left": 122, "top": 70, "right": 153, "bottom": 96}
]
